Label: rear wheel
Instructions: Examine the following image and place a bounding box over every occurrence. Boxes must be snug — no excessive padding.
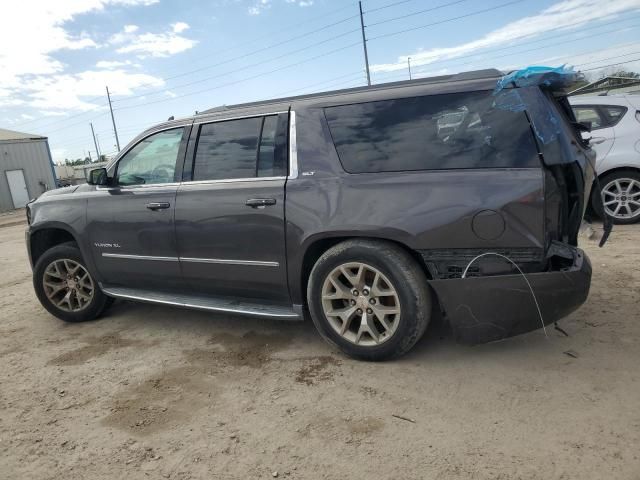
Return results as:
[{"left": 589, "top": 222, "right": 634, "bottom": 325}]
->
[
  {"left": 307, "top": 239, "right": 431, "bottom": 361},
  {"left": 592, "top": 170, "right": 640, "bottom": 224},
  {"left": 33, "top": 243, "right": 112, "bottom": 322}
]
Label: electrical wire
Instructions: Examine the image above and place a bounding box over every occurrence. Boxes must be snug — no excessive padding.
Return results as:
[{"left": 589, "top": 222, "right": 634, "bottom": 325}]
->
[
  {"left": 580, "top": 57, "right": 640, "bottom": 72},
  {"left": 113, "top": 27, "right": 361, "bottom": 104},
  {"left": 111, "top": 14, "right": 361, "bottom": 101},
  {"left": 367, "top": 0, "right": 473, "bottom": 27},
  {"left": 369, "top": 0, "right": 525, "bottom": 41},
  {"left": 114, "top": 41, "right": 362, "bottom": 111}
]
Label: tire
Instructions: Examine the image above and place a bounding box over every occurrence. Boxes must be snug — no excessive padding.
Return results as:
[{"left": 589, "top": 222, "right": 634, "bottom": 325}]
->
[
  {"left": 591, "top": 170, "right": 640, "bottom": 225},
  {"left": 307, "top": 239, "right": 431, "bottom": 361},
  {"left": 33, "top": 242, "right": 111, "bottom": 322}
]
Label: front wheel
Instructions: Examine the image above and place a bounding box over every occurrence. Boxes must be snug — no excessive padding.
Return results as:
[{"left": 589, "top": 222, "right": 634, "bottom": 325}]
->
[
  {"left": 307, "top": 240, "right": 431, "bottom": 361},
  {"left": 33, "top": 242, "right": 112, "bottom": 322}
]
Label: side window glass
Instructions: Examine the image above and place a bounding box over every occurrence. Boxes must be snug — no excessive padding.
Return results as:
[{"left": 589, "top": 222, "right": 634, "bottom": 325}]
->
[
  {"left": 574, "top": 107, "right": 603, "bottom": 129},
  {"left": 193, "top": 117, "right": 261, "bottom": 181},
  {"left": 601, "top": 106, "right": 627, "bottom": 127},
  {"left": 324, "top": 91, "right": 539, "bottom": 173},
  {"left": 257, "top": 115, "right": 278, "bottom": 177},
  {"left": 116, "top": 128, "right": 183, "bottom": 186}
]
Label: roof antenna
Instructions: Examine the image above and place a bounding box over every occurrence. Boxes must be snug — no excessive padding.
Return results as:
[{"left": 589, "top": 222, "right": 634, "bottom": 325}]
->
[{"left": 167, "top": 115, "right": 174, "bottom": 121}]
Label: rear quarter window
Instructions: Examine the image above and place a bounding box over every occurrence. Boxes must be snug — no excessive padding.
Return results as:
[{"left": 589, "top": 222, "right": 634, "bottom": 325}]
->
[{"left": 324, "top": 91, "right": 540, "bottom": 174}]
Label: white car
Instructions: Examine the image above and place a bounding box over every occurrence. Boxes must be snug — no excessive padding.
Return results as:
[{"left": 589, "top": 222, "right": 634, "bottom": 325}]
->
[{"left": 570, "top": 94, "right": 640, "bottom": 224}]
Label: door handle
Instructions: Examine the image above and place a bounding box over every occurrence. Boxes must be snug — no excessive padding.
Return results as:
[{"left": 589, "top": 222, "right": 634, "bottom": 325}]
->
[
  {"left": 146, "top": 202, "right": 171, "bottom": 210},
  {"left": 246, "top": 198, "right": 276, "bottom": 208},
  {"left": 590, "top": 136, "right": 607, "bottom": 145}
]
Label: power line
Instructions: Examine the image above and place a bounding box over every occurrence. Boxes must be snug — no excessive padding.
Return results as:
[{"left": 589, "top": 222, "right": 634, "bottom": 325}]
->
[
  {"left": 371, "top": 17, "right": 640, "bottom": 79},
  {"left": 114, "top": 41, "right": 362, "bottom": 111},
  {"left": 573, "top": 57, "right": 640, "bottom": 72},
  {"left": 363, "top": 0, "right": 415, "bottom": 15},
  {"left": 367, "top": 0, "right": 472, "bottom": 27},
  {"left": 396, "top": 42, "right": 640, "bottom": 82},
  {"left": 113, "top": 27, "right": 361, "bottom": 104},
  {"left": 112, "top": 14, "right": 361, "bottom": 102},
  {"left": 369, "top": 0, "right": 524, "bottom": 41},
  {"left": 573, "top": 50, "right": 640, "bottom": 68}
]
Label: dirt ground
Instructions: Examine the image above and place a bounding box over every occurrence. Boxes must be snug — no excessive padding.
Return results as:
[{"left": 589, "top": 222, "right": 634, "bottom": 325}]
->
[{"left": 1, "top": 212, "right": 639, "bottom": 480}]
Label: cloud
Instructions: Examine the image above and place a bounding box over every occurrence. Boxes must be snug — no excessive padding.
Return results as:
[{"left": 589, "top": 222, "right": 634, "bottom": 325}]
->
[
  {"left": 371, "top": 0, "right": 640, "bottom": 73},
  {"left": 110, "top": 23, "right": 197, "bottom": 58},
  {"left": 0, "top": 0, "right": 161, "bottom": 110},
  {"left": 286, "top": 0, "right": 313, "bottom": 6},
  {"left": 22, "top": 70, "right": 164, "bottom": 111},
  {"left": 96, "top": 60, "right": 136, "bottom": 69},
  {"left": 172, "top": 22, "right": 189, "bottom": 33},
  {"left": 249, "top": 0, "right": 271, "bottom": 15}
]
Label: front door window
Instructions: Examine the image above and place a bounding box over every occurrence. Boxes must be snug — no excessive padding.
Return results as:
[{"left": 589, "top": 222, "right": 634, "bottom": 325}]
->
[{"left": 116, "top": 128, "right": 184, "bottom": 186}]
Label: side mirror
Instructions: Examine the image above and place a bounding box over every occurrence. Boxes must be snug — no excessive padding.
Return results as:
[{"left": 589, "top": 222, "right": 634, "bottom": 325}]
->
[{"left": 88, "top": 168, "right": 109, "bottom": 186}]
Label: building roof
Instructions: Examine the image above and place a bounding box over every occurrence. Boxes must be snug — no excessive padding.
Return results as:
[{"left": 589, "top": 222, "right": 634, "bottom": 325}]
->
[{"left": 0, "top": 128, "right": 47, "bottom": 142}]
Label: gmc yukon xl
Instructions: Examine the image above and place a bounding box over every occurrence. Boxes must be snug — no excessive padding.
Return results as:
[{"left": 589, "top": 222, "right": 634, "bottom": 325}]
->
[{"left": 26, "top": 68, "right": 595, "bottom": 360}]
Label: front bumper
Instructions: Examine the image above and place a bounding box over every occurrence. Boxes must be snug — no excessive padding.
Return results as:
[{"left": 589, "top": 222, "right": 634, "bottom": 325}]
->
[{"left": 429, "top": 248, "right": 591, "bottom": 345}]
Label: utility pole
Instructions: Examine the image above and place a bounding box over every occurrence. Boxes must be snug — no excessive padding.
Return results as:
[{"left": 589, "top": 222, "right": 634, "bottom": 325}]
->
[
  {"left": 358, "top": 1, "right": 371, "bottom": 86},
  {"left": 407, "top": 57, "right": 413, "bottom": 80},
  {"left": 106, "top": 86, "right": 121, "bottom": 152},
  {"left": 90, "top": 122, "right": 100, "bottom": 158}
]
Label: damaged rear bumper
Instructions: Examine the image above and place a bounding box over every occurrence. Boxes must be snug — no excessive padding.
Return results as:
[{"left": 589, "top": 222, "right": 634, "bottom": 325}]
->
[{"left": 428, "top": 248, "right": 591, "bottom": 345}]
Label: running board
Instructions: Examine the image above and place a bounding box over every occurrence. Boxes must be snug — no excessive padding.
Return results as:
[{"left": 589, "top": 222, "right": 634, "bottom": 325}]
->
[{"left": 100, "top": 286, "right": 302, "bottom": 320}]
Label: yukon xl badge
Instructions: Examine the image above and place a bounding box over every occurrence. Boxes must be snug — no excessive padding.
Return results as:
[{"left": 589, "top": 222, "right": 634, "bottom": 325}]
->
[{"left": 94, "top": 242, "right": 121, "bottom": 248}]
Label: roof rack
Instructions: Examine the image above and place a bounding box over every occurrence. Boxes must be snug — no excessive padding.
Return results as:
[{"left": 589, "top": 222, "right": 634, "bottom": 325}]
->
[{"left": 199, "top": 68, "right": 503, "bottom": 115}]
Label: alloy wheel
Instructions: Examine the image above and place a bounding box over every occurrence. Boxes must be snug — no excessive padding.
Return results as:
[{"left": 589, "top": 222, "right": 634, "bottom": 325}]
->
[
  {"left": 321, "top": 262, "right": 401, "bottom": 346},
  {"left": 602, "top": 178, "right": 640, "bottom": 220},
  {"left": 43, "top": 259, "right": 95, "bottom": 312}
]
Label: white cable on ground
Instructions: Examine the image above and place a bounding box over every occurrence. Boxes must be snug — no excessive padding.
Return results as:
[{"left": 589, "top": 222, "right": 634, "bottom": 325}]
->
[{"left": 461, "top": 252, "right": 548, "bottom": 338}]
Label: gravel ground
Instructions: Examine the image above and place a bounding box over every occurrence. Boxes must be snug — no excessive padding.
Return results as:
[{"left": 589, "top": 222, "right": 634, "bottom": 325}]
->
[{"left": 1, "top": 213, "right": 639, "bottom": 479}]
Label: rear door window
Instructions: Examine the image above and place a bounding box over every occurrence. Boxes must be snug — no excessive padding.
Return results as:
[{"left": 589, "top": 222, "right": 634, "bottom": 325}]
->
[
  {"left": 192, "top": 115, "right": 284, "bottom": 181},
  {"left": 324, "top": 91, "right": 540, "bottom": 174}
]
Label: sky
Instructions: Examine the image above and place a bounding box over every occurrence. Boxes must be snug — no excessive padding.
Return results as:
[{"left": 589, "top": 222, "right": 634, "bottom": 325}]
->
[{"left": 1, "top": 0, "right": 640, "bottom": 163}]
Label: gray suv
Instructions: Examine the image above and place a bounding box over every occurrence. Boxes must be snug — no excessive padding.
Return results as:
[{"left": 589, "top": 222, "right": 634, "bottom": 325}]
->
[{"left": 26, "top": 69, "right": 595, "bottom": 360}]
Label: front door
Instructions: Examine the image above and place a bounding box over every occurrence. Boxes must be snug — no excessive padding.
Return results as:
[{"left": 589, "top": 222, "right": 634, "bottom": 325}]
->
[
  {"left": 6, "top": 169, "right": 30, "bottom": 208},
  {"left": 175, "top": 113, "right": 290, "bottom": 303},
  {"left": 86, "top": 126, "right": 189, "bottom": 291}
]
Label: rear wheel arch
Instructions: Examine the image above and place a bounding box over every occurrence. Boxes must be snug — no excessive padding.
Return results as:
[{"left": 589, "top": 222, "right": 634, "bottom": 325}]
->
[{"left": 300, "top": 235, "right": 432, "bottom": 307}]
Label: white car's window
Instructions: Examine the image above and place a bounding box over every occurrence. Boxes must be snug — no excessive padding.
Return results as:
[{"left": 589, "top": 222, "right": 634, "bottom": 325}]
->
[
  {"left": 574, "top": 107, "right": 603, "bottom": 129},
  {"left": 116, "top": 128, "right": 184, "bottom": 186}
]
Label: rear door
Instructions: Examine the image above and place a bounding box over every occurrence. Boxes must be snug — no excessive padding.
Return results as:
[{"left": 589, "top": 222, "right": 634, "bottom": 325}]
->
[
  {"left": 174, "top": 113, "right": 290, "bottom": 303},
  {"left": 573, "top": 105, "right": 616, "bottom": 167}
]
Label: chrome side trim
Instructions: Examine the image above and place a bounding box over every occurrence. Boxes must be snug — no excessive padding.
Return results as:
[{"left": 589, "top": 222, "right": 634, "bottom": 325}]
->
[
  {"left": 180, "top": 257, "right": 279, "bottom": 267},
  {"left": 180, "top": 176, "right": 285, "bottom": 187},
  {"left": 288, "top": 110, "right": 298, "bottom": 179},
  {"left": 102, "top": 253, "right": 179, "bottom": 262},
  {"left": 101, "top": 252, "right": 279, "bottom": 267},
  {"left": 193, "top": 111, "right": 287, "bottom": 126},
  {"left": 96, "top": 182, "right": 181, "bottom": 191}
]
